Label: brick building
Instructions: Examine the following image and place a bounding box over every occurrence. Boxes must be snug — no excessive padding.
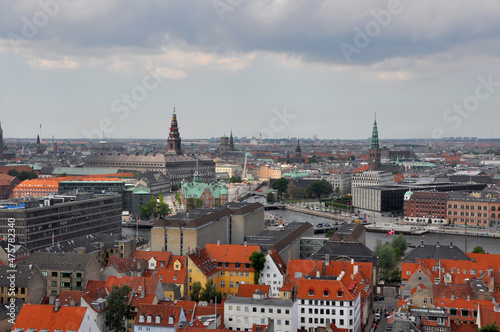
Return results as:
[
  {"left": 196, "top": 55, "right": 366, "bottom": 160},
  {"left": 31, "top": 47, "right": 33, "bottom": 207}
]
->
[
  {"left": 404, "top": 190, "right": 448, "bottom": 223},
  {"left": 447, "top": 192, "right": 500, "bottom": 228}
]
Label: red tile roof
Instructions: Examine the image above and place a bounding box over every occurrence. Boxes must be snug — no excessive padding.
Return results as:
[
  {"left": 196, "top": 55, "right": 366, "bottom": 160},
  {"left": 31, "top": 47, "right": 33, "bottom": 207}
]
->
[
  {"left": 105, "top": 256, "right": 143, "bottom": 273},
  {"left": 237, "top": 284, "right": 270, "bottom": 298},
  {"left": 205, "top": 243, "right": 259, "bottom": 264},
  {"left": 12, "top": 304, "right": 88, "bottom": 331},
  {"left": 188, "top": 248, "right": 219, "bottom": 277},
  {"left": 134, "top": 303, "right": 185, "bottom": 326},
  {"left": 58, "top": 290, "right": 83, "bottom": 306},
  {"left": 269, "top": 250, "right": 287, "bottom": 275},
  {"left": 131, "top": 250, "right": 172, "bottom": 264}
]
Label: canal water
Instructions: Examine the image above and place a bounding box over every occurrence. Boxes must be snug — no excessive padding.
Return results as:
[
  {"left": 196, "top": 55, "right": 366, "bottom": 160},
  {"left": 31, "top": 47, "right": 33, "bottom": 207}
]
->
[{"left": 267, "top": 209, "right": 500, "bottom": 254}]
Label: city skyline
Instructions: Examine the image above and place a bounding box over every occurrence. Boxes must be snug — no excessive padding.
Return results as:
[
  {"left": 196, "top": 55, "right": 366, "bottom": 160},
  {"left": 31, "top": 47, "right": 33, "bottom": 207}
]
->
[{"left": 1, "top": 1, "right": 500, "bottom": 140}]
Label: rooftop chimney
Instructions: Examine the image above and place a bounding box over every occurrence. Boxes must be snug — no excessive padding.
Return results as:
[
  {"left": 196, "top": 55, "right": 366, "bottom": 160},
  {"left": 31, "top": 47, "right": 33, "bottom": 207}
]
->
[
  {"left": 420, "top": 240, "right": 424, "bottom": 247},
  {"left": 54, "top": 299, "right": 60, "bottom": 312},
  {"left": 217, "top": 240, "right": 220, "bottom": 246},
  {"left": 450, "top": 241, "right": 453, "bottom": 248},
  {"left": 436, "top": 241, "right": 440, "bottom": 248}
]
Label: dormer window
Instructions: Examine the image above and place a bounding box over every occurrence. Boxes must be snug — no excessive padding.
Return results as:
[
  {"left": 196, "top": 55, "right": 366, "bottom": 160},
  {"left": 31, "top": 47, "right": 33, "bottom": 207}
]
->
[
  {"left": 323, "top": 289, "right": 330, "bottom": 297},
  {"left": 155, "top": 315, "right": 161, "bottom": 324},
  {"left": 147, "top": 315, "right": 152, "bottom": 323},
  {"left": 337, "top": 290, "right": 343, "bottom": 297},
  {"left": 308, "top": 289, "right": 314, "bottom": 296},
  {"left": 139, "top": 315, "right": 145, "bottom": 323}
]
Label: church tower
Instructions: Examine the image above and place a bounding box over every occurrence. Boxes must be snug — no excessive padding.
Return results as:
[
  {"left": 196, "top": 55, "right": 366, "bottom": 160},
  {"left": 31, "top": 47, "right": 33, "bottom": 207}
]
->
[
  {"left": 229, "top": 130, "right": 235, "bottom": 151},
  {"left": 369, "top": 113, "right": 381, "bottom": 170},
  {"left": 167, "top": 107, "right": 182, "bottom": 155},
  {"left": 36, "top": 134, "right": 42, "bottom": 154},
  {"left": 0, "top": 121, "right": 3, "bottom": 160},
  {"left": 295, "top": 138, "right": 302, "bottom": 159}
]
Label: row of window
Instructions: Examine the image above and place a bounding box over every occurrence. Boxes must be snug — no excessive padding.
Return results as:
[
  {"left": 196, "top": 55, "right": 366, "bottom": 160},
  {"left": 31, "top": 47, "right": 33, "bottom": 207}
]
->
[
  {"left": 301, "top": 307, "right": 352, "bottom": 316},
  {"left": 227, "top": 306, "right": 290, "bottom": 315},
  {"left": 221, "top": 271, "right": 250, "bottom": 277},
  {"left": 300, "top": 317, "right": 352, "bottom": 327},
  {"left": 41, "top": 271, "right": 82, "bottom": 278},
  {"left": 218, "top": 262, "right": 251, "bottom": 269},
  {"left": 300, "top": 299, "right": 352, "bottom": 306}
]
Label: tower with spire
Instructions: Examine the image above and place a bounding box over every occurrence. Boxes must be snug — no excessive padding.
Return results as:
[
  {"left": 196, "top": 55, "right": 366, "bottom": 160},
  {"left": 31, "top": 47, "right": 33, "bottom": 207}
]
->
[
  {"left": 295, "top": 138, "right": 302, "bottom": 159},
  {"left": 369, "top": 113, "right": 381, "bottom": 170},
  {"left": 36, "top": 134, "right": 42, "bottom": 154},
  {"left": 229, "top": 130, "right": 235, "bottom": 151},
  {"left": 167, "top": 107, "right": 182, "bottom": 155},
  {"left": 0, "top": 121, "right": 3, "bottom": 160}
]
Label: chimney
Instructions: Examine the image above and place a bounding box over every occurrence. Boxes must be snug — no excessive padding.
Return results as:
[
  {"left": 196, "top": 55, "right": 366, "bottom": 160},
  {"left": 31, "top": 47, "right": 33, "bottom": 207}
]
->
[
  {"left": 217, "top": 240, "right": 220, "bottom": 246},
  {"left": 353, "top": 265, "right": 358, "bottom": 276},
  {"left": 49, "top": 295, "right": 56, "bottom": 305},
  {"left": 472, "top": 258, "right": 476, "bottom": 263},
  {"left": 420, "top": 240, "right": 424, "bottom": 247},
  {"left": 436, "top": 241, "right": 440, "bottom": 248},
  {"left": 54, "top": 299, "right": 60, "bottom": 312},
  {"left": 244, "top": 241, "right": 247, "bottom": 247},
  {"left": 450, "top": 241, "right": 453, "bottom": 248},
  {"left": 467, "top": 295, "right": 470, "bottom": 302},
  {"left": 325, "top": 254, "right": 330, "bottom": 265},
  {"left": 453, "top": 256, "right": 457, "bottom": 261}
]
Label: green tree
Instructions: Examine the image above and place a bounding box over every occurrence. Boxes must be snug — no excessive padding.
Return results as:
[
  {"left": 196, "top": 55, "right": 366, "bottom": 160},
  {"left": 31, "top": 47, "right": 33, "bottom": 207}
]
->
[
  {"left": 200, "top": 280, "right": 222, "bottom": 303},
  {"left": 8, "top": 169, "right": 38, "bottom": 181},
  {"left": 325, "top": 229, "right": 336, "bottom": 238},
  {"left": 249, "top": 251, "right": 266, "bottom": 284},
  {"left": 391, "top": 234, "right": 408, "bottom": 259},
  {"left": 472, "top": 246, "right": 486, "bottom": 254},
  {"left": 272, "top": 178, "right": 289, "bottom": 200},
  {"left": 477, "top": 323, "right": 500, "bottom": 332},
  {"left": 190, "top": 281, "right": 202, "bottom": 302},
  {"left": 378, "top": 242, "right": 397, "bottom": 271},
  {"left": 140, "top": 195, "right": 158, "bottom": 220},
  {"left": 171, "top": 184, "right": 179, "bottom": 192},
  {"left": 157, "top": 193, "right": 171, "bottom": 218},
  {"left": 306, "top": 180, "right": 333, "bottom": 199},
  {"left": 105, "top": 285, "right": 131, "bottom": 332},
  {"left": 266, "top": 192, "right": 275, "bottom": 203},
  {"left": 229, "top": 176, "right": 242, "bottom": 183}
]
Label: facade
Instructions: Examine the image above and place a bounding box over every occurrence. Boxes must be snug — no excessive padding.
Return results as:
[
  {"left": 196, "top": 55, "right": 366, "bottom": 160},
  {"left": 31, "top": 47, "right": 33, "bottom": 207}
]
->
[
  {"left": 353, "top": 183, "right": 488, "bottom": 213},
  {"left": 58, "top": 179, "right": 125, "bottom": 195},
  {"left": 228, "top": 202, "right": 264, "bottom": 245},
  {"left": 180, "top": 174, "right": 229, "bottom": 210},
  {"left": 18, "top": 252, "right": 101, "bottom": 295},
  {"left": 134, "top": 303, "right": 187, "bottom": 332},
  {"left": 259, "top": 250, "right": 287, "bottom": 298},
  {"left": 132, "top": 186, "right": 151, "bottom": 220},
  {"left": 204, "top": 243, "right": 259, "bottom": 297},
  {"left": 220, "top": 135, "right": 230, "bottom": 154},
  {"left": 258, "top": 164, "right": 282, "bottom": 181},
  {"left": 187, "top": 247, "right": 219, "bottom": 295},
  {"left": 404, "top": 191, "right": 448, "bottom": 223},
  {"left": 215, "top": 163, "right": 241, "bottom": 178},
  {"left": 322, "top": 172, "right": 352, "bottom": 194},
  {"left": 0, "top": 194, "right": 122, "bottom": 250},
  {"left": 0, "top": 174, "right": 19, "bottom": 199},
  {"left": 351, "top": 171, "right": 393, "bottom": 188},
  {"left": 0, "top": 264, "right": 46, "bottom": 304},
  {"left": 447, "top": 191, "right": 500, "bottom": 228},
  {"left": 224, "top": 292, "right": 297, "bottom": 332}
]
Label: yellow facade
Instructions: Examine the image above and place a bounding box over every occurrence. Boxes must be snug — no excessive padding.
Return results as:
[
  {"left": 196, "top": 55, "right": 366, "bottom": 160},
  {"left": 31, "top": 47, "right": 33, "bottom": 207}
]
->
[
  {"left": 186, "top": 256, "right": 217, "bottom": 294},
  {"left": 216, "top": 268, "right": 254, "bottom": 297}
]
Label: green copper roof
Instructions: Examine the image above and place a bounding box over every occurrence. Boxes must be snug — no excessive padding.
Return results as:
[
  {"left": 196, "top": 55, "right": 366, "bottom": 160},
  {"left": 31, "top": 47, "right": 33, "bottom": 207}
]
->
[
  {"left": 133, "top": 187, "right": 151, "bottom": 195},
  {"left": 182, "top": 180, "right": 228, "bottom": 199},
  {"left": 413, "top": 162, "right": 436, "bottom": 167},
  {"left": 371, "top": 114, "right": 379, "bottom": 150}
]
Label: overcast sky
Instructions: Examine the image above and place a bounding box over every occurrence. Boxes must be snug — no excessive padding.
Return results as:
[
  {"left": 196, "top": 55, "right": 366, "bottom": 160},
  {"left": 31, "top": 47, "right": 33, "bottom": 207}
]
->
[{"left": 1, "top": 0, "right": 500, "bottom": 140}]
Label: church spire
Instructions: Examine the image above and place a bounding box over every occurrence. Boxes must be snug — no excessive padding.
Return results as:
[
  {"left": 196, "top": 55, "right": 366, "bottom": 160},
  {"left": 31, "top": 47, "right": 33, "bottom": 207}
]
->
[
  {"left": 371, "top": 112, "right": 379, "bottom": 150},
  {"left": 295, "top": 138, "right": 302, "bottom": 158},
  {"left": 167, "top": 106, "right": 182, "bottom": 155},
  {"left": 229, "top": 129, "right": 234, "bottom": 151}
]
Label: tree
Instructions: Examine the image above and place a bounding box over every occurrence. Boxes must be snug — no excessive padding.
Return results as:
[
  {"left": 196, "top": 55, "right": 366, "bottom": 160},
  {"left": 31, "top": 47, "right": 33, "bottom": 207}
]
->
[
  {"left": 105, "top": 285, "right": 131, "bottom": 332},
  {"left": 140, "top": 195, "right": 158, "bottom": 220},
  {"left": 171, "top": 184, "right": 179, "bottom": 192},
  {"left": 477, "top": 323, "right": 500, "bottom": 332},
  {"left": 7, "top": 169, "right": 38, "bottom": 181},
  {"left": 325, "top": 229, "right": 336, "bottom": 238},
  {"left": 378, "top": 242, "right": 397, "bottom": 271},
  {"left": 199, "top": 280, "right": 222, "bottom": 303},
  {"left": 306, "top": 180, "right": 333, "bottom": 199},
  {"left": 249, "top": 251, "right": 266, "bottom": 284},
  {"left": 391, "top": 234, "right": 408, "bottom": 259},
  {"left": 272, "top": 178, "right": 289, "bottom": 200},
  {"left": 229, "top": 176, "right": 242, "bottom": 183},
  {"left": 157, "top": 193, "right": 171, "bottom": 218},
  {"left": 472, "top": 246, "right": 485, "bottom": 254},
  {"left": 266, "top": 192, "right": 275, "bottom": 203},
  {"left": 190, "top": 281, "right": 202, "bottom": 302}
]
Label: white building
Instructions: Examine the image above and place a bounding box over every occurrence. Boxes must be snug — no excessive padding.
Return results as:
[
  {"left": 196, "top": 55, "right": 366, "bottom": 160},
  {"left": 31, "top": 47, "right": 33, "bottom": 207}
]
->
[
  {"left": 224, "top": 292, "right": 298, "bottom": 332},
  {"left": 351, "top": 171, "right": 393, "bottom": 189},
  {"left": 259, "top": 250, "right": 287, "bottom": 298},
  {"left": 322, "top": 173, "right": 352, "bottom": 194},
  {"left": 296, "top": 277, "right": 362, "bottom": 332}
]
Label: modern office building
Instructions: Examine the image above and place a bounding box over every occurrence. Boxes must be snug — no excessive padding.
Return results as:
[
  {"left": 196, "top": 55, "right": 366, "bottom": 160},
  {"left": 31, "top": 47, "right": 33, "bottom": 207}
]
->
[{"left": 0, "top": 194, "right": 122, "bottom": 250}]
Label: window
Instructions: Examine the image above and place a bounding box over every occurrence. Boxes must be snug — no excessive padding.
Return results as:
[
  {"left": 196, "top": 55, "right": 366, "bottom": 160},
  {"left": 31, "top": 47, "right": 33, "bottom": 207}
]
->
[
  {"left": 235, "top": 263, "right": 240, "bottom": 269},
  {"left": 261, "top": 318, "right": 266, "bottom": 324},
  {"left": 425, "top": 327, "right": 432, "bottom": 332},
  {"left": 253, "top": 307, "right": 257, "bottom": 312},
  {"left": 439, "top": 328, "right": 446, "bottom": 332},
  {"left": 269, "top": 308, "right": 273, "bottom": 313},
  {"left": 42, "top": 271, "right": 48, "bottom": 277},
  {"left": 221, "top": 281, "right": 225, "bottom": 288},
  {"left": 51, "top": 272, "right": 58, "bottom": 277},
  {"left": 244, "top": 306, "right": 249, "bottom": 312},
  {"left": 220, "top": 271, "right": 225, "bottom": 276},
  {"left": 51, "top": 281, "right": 57, "bottom": 287},
  {"left": 285, "top": 309, "right": 289, "bottom": 314},
  {"left": 324, "top": 289, "right": 330, "bottom": 297},
  {"left": 277, "top": 319, "right": 281, "bottom": 325},
  {"left": 461, "top": 309, "right": 469, "bottom": 317},
  {"left": 423, "top": 298, "right": 428, "bottom": 304},
  {"left": 309, "top": 289, "right": 314, "bottom": 296},
  {"left": 337, "top": 291, "right": 343, "bottom": 297}
]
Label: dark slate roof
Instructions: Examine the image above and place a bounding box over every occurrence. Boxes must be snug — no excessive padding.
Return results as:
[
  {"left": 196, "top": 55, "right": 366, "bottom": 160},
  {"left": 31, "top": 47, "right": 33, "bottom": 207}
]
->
[
  {"left": 403, "top": 242, "right": 470, "bottom": 263},
  {"left": 17, "top": 252, "right": 94, "bottom": 271},
  {"left": 35, "top": 233, "right": 123, "bottom": 254},
  {"left": 165, "top": 207, "right": 233, "bottom": 229},
  {"left": 312, "top": 242, "right": 377, "bottom": 264},
  {"left": 333, "top": 224, "right": 365, "bottom": 242},
  {"left": 0, "top": 265, "right": 41, "bottom": 288},
  {"left": 232, "top": 202, "right": 264, "bottom": 215},
  {"left": 244, "top": 222, "right": 313, "bottom": 252},
  {"left": 139, "top": 172, "right": 169, "bottom": 184}
]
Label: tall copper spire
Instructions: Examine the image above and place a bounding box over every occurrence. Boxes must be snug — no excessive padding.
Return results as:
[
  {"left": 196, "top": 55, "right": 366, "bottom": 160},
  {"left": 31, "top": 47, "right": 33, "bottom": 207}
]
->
[{"left": 167, "top": 106, "right": 182, "bottom": 155}]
